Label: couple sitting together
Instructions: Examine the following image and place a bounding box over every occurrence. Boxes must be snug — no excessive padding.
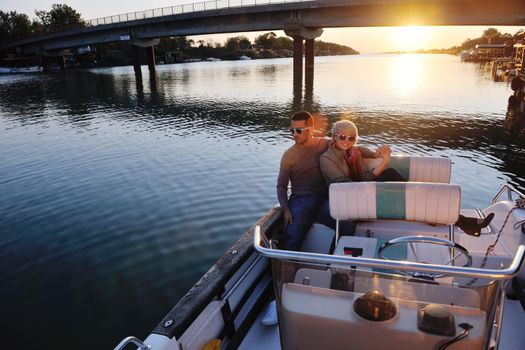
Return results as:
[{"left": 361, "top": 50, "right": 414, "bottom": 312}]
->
[
  {"left": 262, "top": 110, "right": 494, "bottom": 326},
  {"left": 276, "top": 110, "right": 494, "bottom": 251}
]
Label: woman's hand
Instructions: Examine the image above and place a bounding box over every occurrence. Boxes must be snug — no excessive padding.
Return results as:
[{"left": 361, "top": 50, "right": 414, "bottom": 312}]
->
[
  {"left": 371, "top": 145, "right": 392, "bottom": 177},
  {"left": 375, "top": 145, "right": 391, "bottom": 162}
]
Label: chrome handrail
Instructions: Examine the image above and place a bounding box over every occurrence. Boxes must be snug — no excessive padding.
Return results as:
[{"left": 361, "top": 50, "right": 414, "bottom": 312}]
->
[
  {"left": 492, "top": 183, "right": 525, "bottom": 204},
  {"left": 253, "top": 226, "right": 525, "bottom": 280},
  {"left": 113, "top": 336, "right": 151, "bottom": 350}
]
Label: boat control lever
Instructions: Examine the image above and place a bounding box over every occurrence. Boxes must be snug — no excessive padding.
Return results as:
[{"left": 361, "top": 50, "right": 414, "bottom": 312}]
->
[{"left": 437, "top": 323, "right": 473, "bottom": 350}]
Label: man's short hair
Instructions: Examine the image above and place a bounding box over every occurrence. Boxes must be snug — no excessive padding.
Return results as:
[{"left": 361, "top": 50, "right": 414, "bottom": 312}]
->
[{"left": 291, "top": 111, "right": 314, "bottom": 126}]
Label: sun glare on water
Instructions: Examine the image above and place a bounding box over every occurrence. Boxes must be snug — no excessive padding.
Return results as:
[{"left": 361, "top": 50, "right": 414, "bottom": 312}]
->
[
  {"left": 389, "top": 54, "right": 424, "bottom": 95},
  {"left": 390, "top": 26, "right": 430, "bottom": 52}
]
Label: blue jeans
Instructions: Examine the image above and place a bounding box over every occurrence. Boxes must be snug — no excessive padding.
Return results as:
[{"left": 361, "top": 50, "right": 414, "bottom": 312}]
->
[{"left": 284, "top": 194, "right": 355, "bottom": 251}]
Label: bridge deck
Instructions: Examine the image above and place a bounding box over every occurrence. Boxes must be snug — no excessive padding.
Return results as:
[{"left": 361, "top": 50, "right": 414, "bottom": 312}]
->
[{"left": 2, "top": 0, "right": 525, "bottom": 53}]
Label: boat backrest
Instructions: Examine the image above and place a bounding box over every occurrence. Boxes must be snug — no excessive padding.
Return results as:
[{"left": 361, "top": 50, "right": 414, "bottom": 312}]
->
[
  {"left": 363, "top": 156, "right": 451, "bottom": 183},
  {"left": 329, "top": 182, "right": 461, "bottom": 225}
]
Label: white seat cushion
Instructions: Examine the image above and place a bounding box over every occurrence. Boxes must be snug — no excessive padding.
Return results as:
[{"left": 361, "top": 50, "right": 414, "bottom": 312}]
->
[
  {"left": 330, "top": 182, "right": 461, "bottom": 225},
  {"left": 363, "top": 155, "right": 451, "bottom": 183}
]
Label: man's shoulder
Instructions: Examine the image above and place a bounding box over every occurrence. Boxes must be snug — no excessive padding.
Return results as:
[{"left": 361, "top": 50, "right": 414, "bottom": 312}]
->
[
  {"left": 282, "top": 144, "right": 297, "bottom": 156},
  {"left": 313, "top": 137, "right": 330, "bottom": 151},
  {"left": 280, "top": 145, "right": 297, "bottom": 163},
  {"left": 281, "top": 137, "right": 328, "bottom": 159},
  {"left": 315, "top": 136, "right": 330, "bottom": 145}
]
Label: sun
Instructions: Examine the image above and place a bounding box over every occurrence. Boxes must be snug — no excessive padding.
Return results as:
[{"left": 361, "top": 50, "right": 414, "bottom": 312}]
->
[{"left": 391, "top": 26, "right": 429, "bottom": 52}]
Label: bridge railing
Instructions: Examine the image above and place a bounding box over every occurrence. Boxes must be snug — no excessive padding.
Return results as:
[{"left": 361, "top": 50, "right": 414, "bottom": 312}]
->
[{"left": 86, "top": 0, "right": 304, "bottom": 27}]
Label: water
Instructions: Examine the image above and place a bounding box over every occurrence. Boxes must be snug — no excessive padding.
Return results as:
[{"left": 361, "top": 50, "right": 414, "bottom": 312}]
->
[{"left": 0, "top": 54, "right": 524, "bottom": 349}]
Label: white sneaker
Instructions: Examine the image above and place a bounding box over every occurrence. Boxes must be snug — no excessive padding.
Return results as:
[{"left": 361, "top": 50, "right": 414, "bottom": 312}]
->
[{"left": 260, "top": 300, "right": 278, "bottom": 326}]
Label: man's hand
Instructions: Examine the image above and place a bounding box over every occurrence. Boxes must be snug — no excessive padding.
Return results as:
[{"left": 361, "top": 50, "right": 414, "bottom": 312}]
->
[{"left": 283, "top": 208, "right": 293, "bottom": 230}]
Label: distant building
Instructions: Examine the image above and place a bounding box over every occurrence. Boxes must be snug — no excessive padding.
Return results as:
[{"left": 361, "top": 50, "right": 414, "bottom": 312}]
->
[
  {"left": 473, "top": 43, "right": 514, "bottom": 59},
  {"left": 461, "top": 43, "right": 515, "bottom": 62}
]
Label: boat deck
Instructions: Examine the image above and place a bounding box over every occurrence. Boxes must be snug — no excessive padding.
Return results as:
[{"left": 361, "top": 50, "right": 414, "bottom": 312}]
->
[{"left": 238, "top": 305, "right": 280, "bottom": 350}]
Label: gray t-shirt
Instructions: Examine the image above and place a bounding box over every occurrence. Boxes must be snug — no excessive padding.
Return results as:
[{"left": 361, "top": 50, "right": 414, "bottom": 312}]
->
[{"left": 276, "top": 137, "right": 329, "bottom": 210}]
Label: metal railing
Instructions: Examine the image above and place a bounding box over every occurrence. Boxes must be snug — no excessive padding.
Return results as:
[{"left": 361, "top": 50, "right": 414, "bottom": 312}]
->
[
  {"left": 253, "top": 225, "right": 525, "bottom": 279},
  {"left": 86, "top": 0, "right": 308, "bottom": 27},
  {"left": 492, "top": 183, "right": 525, "bottom": 203},
  {"left": 113, "top": 336, "right": 151, "bottom": 350},
  {"left": 0, "top": 0, "right": 311, "bottom": 45}
]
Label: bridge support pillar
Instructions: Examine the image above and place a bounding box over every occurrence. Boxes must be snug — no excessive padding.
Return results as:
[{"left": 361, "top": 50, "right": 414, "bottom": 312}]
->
[
  {"left": 130, "top": 38, "right": 159, "bottom": 79},
  {"left": 284, "top": 27, "right": 323, "bottom": 84},
  {"left": 292, "top": 37, "right": 303, "bottom": 84},
  {"left": 305, "top": 39, "right": 314, "bottom": 73},
  {"left": 146, "top": 46, "right": 156, "bottom": 75},
  {"left": 132, "top": 45, "right": 142, "bottom": 77},
  {"left": 58, "top": 55, "right": 66, "bottom": 71}
]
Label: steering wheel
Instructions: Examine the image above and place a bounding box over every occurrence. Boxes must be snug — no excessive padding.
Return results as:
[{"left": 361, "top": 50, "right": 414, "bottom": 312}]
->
[{"left": 377, "top": 236, "right": 472, "bottom": 279}]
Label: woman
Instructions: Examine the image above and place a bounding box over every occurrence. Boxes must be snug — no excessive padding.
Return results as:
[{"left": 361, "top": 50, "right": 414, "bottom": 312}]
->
[
  {"left": 320, "top": 120, "right": 404, "bottom": 185},
  {"left": 320, "top": 120, "right": 493, "bottom": 236}
]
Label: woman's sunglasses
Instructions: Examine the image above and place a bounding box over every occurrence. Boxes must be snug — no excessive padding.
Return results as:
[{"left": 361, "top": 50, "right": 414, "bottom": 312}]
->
[
  {"left": 289, "top": 127, "right": 311, "bottom": 134},
  {"left": 334, "top": 134, "right": 356, "bottom": 142}
]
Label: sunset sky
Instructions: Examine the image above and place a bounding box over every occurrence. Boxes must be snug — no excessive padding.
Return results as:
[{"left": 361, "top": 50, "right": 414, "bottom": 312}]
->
[{"left": 2, "top": 0, "right": 523, "bottom": 53}]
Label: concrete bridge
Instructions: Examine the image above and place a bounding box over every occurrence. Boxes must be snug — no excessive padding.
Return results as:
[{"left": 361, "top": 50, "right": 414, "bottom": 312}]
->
[{"left": 2, "top": 0, "right": 524, "bottom": 79}]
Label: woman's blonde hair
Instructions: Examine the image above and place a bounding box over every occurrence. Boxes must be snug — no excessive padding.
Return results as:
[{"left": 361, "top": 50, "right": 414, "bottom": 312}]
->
[{"left": 331, "top": 120, "right": 358, "bottom": 138}]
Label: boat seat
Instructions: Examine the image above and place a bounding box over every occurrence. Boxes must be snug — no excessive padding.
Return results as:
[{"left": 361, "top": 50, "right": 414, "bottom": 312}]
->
[
  {"left": 303, "top": 156, "right": 451, "bottom": 252},
  {"left": 300, "top": 223, "right": 334, "bottom": 254},
  {"left": 363, "top": 155, "right": 451, "bottom": 183},
  {"left": 330, "top": 182, "right": 461, "bottom": 224},
  {"left": 330, "top": 182, "right": 461, "bottom": 241}
]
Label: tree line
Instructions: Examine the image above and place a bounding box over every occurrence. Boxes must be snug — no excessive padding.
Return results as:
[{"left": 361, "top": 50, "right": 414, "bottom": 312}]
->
[
  {"left": 425, "top": 28, "right": 524, "bottom": 55},
  {"left": 95, "top": 33, "right": 357, "bottom": 67},
  {"left": 0, "top": 4, "right": 83, "bottom": 41},
  {"left": 154, "top": 32, "right": 358, "bottom": 62},
  {"left": 456, "top": 27, "right": 524, "bottom": 52}
]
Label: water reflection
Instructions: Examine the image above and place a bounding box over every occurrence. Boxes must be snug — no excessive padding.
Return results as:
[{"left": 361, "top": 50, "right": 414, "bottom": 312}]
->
[
  {"left": 292, "top": 74, "right": 303, "bottom": 111},
  {"left": 388, "top": 54, "right": 423, "bottom": 95},
  {"left": 1, "top": 63, "right": 521, "bottom": 162}
]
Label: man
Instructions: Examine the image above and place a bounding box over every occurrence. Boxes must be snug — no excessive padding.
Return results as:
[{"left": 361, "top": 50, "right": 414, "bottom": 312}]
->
[
  {"left": 263, "top": 111, "right": 354, "bottom": 326},
  {"left": 276, "top": 111, "right": 351, "bottom": 250},
  {"left": 262, "top": 111, "right": 339, "bottom": 326}
]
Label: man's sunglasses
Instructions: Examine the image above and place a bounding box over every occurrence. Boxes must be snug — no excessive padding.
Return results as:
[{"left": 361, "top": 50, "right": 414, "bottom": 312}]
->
[
  {"left": 289, "top": 127, "right": 311, "bottom": 134},
  {"left": 334, "top": 134, "right": 356, "bottom": 142}
]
